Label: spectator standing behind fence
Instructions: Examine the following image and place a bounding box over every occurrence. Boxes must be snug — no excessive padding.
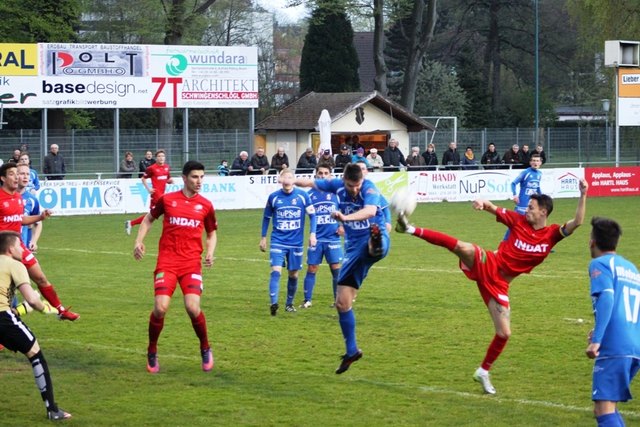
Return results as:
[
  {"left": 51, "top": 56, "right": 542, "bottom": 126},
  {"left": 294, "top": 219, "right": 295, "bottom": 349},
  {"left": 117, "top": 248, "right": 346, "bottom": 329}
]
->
[
  {"left": 382, "top": 138, "right": 406, "bottom": 171},
  {"left": 319, "top": 149, "right": 336, "bottom": 169},
  {"left": 406, "top": 146, "right": 426, "bottom": 169},
  {"left": 139, "top": 150, "right": 156, "bottom": 178},
  {"left": 118, "top": 152, "right": 136, "bottom": 178},
  {"left": 297, "top": 147, "right": 318, "bottom": 173},
  {"left": 481, "top": 143, "right": 501, "bottom": 169},
  {"left": 461, "top": 147, "right": 479, "bottom": 170},
  {"left": 367, "top": 148, "right": 384, "bottom": 171},
  {"left": 270, "top": 147, "right": 289, "bottom": 174},
  {"left": 217, "top": 160, "right": 229, "bottom": 176},
  {"left": 520, "top": 144, "right": 531, "bottom": 166},
  {"left": 351, "top": 147, "right": 370, "bottom": 168},
  {"left": 502, "top": 144, "right": 523, "bottom": 169},
  {"left": 442, "top": 141, "right": 461, "bottom": 170},
  {"left": 7, "top": 149, "right": 20, "bottom": 164},
  {"left": 43, "top": 144, "right": 66, "bottom": 180},
  {"left": 334, "top": 144, "right": 352, "bottom": 171},
  {"left": 231, "top": 151, "right": 250, "bottom": 175},
  {"left": 248, "top": 148, "right": 269, "bottom": 175},
  {"left": 534, "top": 144, "right": 547, "bottom": 165},
  {"left": 421, "top": 143, "right": 438, "bottom": 170}
]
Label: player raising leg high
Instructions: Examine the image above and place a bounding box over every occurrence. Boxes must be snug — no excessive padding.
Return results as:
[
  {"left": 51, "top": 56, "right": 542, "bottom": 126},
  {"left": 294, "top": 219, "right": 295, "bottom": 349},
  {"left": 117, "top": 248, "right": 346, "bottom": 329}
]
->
[{"left": 396, "top": 179, "right": 588, "bottom": 394}]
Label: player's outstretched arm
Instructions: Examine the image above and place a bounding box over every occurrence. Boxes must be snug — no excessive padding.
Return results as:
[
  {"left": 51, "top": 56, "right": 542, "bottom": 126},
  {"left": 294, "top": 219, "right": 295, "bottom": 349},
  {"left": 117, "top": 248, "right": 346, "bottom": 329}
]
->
[
  {"left": 293, "top": 178, "right": 316, "bottom": 188},
  {"left": 562, "top": 179, "right": 588, "bottom": 236},
  {"left": 472, "top": 199, "right": 499, "bottom": 215}
]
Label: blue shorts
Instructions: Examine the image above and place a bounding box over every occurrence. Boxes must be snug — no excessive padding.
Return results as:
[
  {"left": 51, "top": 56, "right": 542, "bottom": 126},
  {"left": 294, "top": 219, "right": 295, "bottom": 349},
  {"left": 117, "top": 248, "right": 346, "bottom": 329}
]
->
[
  {"left": 270, "top": 245, "right": 304, "bottom": 271},
  {"left": 592, "top": 357, "right": 640, "bottom": 402},
  {"left": 307, "top": 240, "right": 343, "bottom": 266},
  {"left": 338, "top": 234, "right": 390, "bottom": 289}
]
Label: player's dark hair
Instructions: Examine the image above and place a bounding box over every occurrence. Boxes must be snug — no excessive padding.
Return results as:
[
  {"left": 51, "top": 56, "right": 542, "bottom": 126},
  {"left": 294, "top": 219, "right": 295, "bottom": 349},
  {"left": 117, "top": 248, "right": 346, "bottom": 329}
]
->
[
  {"left": 0, "top": 162, "right": 17, "bottom": 179},
  {"left": 591, "top": 217, "right": 621, "bottom": 252},
  {"left": 343, "top": 163, "right": 363, "bottom": 182},
  {"left": 316, "top": 163, "right": 332, "bottom": 173},
  {"left": 182, "top": 160, "right": 205, "bottom": 176},
  {"left": 530, "top": 193, "right": 553, "bottom": 216},
  {"left": 155, "top": 149, "right": 166, "bottom": 156},
  {"left": 0, "top": 231, "right": 20, "bottom": 253},
  {"left": 530, "top": 153, "right": 541, "bottom": 159}
]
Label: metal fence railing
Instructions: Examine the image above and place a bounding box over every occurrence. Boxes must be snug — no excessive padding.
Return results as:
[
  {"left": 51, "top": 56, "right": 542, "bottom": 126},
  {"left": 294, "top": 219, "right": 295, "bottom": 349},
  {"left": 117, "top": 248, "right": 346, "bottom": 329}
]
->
[{"left": 2, "top": 126, "right": 639, "bottom": 179}]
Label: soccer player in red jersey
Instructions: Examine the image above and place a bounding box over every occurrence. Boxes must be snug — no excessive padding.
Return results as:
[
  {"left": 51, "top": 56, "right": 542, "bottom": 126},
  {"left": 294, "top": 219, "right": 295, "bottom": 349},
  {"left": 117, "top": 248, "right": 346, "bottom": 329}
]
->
[
  {"left": 125, "top": 150, "right": 173, "bottom": 235},
  {"left": 133, "top": 160, "right": 218, "bottom": 373},
  {"left": 0, "top": 163, "right": 79, "bottom": 321},
  {"left": 396, "top": 179, "right": 588, "bottom": 394}
]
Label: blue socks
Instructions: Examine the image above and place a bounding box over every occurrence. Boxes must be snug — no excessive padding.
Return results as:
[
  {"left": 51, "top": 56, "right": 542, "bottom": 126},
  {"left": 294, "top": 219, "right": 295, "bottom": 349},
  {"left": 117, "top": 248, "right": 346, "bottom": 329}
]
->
[
  {"left": 338, "top": 309, "right": 358, "bottom": 355},
  {"left": 331, "top": 268, "right": 340, "bottom": 299},
  {"left": 286, "top": 276, "right": 298, "bottom": 306},
  {"left": 269, "top": 271, "right": 281, "bottom": 304},
  {"left": 596, "top": 412, "right": 625, "bottom": 427},
  {"left": 303, "top": 272, "right": 316, "bottom": 301}
]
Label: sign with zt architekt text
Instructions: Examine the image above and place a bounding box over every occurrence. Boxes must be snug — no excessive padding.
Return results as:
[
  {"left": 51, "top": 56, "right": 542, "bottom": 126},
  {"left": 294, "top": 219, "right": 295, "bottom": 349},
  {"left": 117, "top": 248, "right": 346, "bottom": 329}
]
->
[{"left": 0, "top": 43, "right": 259, "bottom": 109}]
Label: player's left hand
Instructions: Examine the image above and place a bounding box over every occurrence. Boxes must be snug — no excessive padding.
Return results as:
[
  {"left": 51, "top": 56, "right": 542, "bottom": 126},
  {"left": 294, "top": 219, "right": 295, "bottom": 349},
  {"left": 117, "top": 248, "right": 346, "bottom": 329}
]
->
[
  {"left": 41, "top": 209, "right": 53, "bottom": 220},
  {"left": 204, "top": 254, "right": 215, "bottom": 267},
  {"left": 579, "top": 178, "right": 589, "bottom": 194},
  {"left": 332, "top": 211, "right": 345, "bottom": 222},
  {"left": 309, "top": 234, "right": 317, "bottom": 248},
  {"left": 586, "top": 342, "right": 600, "bottom": 359}
]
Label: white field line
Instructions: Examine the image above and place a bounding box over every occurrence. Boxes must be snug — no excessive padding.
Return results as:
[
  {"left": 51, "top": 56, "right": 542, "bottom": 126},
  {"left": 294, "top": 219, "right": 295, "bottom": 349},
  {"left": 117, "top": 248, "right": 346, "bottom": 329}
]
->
[
  {"left": 40, "top": 246, "right": 583, "bottom": 278},
  {"left": 36, "top": 337, "right": 640, "bottom": 419}
]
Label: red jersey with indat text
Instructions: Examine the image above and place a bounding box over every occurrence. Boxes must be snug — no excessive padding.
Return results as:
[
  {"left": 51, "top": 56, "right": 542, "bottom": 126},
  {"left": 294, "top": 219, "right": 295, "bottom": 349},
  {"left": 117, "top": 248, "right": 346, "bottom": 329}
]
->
[
  {"left": 144, "top": 163, "right": 171, "bottom": 202},
  {"left": 151, "top": 190, "right": 217, "bottom": 271},
  {"left": 0, "top": 188, "right": 25, "bottom": 233},
  {"left": 495, "top": 208, "right": 564, "bottom": 277}
]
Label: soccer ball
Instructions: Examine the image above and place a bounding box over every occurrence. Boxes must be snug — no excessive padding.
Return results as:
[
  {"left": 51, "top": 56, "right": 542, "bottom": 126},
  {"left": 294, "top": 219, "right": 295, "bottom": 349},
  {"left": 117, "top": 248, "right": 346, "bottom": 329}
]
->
[{"left": 390, "top": 187, "right": 417, "bottom": 216}]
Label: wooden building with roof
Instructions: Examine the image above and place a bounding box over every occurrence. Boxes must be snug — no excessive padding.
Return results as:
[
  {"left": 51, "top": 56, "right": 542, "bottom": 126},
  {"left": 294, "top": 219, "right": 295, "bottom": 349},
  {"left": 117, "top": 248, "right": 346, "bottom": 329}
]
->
[{"left": 255, "top": 91, "right": 433, "bottom": 161}]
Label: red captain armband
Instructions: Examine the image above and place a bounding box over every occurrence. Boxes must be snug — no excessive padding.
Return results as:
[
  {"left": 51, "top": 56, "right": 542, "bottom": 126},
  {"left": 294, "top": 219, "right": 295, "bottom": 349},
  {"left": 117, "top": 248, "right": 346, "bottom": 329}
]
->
[{"left": 559, "top": 223, "right": 570, "bottom": 237}]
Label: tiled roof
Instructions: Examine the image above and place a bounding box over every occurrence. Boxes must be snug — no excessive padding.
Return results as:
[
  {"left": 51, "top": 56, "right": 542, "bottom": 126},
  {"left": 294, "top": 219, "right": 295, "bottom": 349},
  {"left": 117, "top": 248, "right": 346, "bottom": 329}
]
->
[
  {"left": 354, "top": 32, "right": 375, "bottom": 92},
  {"left": 255, "top": 91, "right": 433, "bottom": 132}
]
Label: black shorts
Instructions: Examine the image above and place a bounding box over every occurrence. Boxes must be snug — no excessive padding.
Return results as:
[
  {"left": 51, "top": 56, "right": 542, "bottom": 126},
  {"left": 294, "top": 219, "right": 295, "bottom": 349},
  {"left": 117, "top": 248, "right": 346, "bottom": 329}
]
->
[{"left": 0, "top": 310, "right": 37, "bottom": 354}]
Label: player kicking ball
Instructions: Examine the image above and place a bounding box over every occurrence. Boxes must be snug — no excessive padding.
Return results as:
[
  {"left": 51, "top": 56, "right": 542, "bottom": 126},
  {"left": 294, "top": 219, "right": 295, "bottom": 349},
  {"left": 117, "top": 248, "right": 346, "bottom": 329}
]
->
[{"left": 395, "top": 179, "right": 588, "bottom": 394}]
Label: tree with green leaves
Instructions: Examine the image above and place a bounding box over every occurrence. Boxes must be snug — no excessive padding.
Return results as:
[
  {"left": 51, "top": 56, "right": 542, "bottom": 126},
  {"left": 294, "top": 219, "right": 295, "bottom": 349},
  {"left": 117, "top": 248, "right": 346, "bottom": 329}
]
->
[
  {"left": 0, "top": 0, "right": 81, "bottom": 130},
  {"left": 413, "top": 59, "right": 467, "bottom": 123},
  {"left": 299, "top": 0, "right": 360, "bottom": 92}
]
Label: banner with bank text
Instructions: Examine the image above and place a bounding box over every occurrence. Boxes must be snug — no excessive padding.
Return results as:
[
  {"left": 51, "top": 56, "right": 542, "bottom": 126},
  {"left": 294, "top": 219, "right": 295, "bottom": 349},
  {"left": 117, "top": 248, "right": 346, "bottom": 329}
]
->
[
  {"left": 0, "top": 43, "right": 258, "bottom": 109},
  {"left": 35, "top": 168, "right": 585, "bottom": 216}
]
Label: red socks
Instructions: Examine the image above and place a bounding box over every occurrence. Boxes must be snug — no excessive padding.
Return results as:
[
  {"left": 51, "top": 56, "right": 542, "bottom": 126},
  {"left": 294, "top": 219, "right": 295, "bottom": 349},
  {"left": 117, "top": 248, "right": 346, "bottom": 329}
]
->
[
  {"left": 413, "top": 227, "right": 458, "bottom": 251},
  {"left": 130, "top": 214, "right": 145, "bottom": 227},
  {"left": 481, "top": 334, "right": 509, "bottom": 371},
  {"left": 39, "top": 285, "right": 62, "bottom": 309},
  {"left": 147, "top": 313, "right": 165, "bottom": 354},
  {"left": 191, "top": 312, "right": 210, "bottom": 350}
]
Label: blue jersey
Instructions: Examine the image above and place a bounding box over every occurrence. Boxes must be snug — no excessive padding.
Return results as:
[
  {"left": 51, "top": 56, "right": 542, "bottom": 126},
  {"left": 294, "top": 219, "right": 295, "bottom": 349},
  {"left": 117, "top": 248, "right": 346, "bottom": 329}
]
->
[
  {"left": 316, "top": 178, "right": 386, "bottom": 241},
  {"left": 27, "top": 168, "right": 41, "bottom": 193},
  {"left": 308, "top": 188, "right": 340, "bottom": 242},
  {"left": 589, "top": 253, "right": 640, "bottom": 358},
  {"left": 380, "top": 194, "right": 391, "bottom": 225},
  {"left": 262, "top": 187, "right": 316, "bottom": 247},
  {"left": 21, "top": 191, "right": 40, "bottom": 246},
  {"left": 511, "top": 167, "right": 542, "bottom": 214}
]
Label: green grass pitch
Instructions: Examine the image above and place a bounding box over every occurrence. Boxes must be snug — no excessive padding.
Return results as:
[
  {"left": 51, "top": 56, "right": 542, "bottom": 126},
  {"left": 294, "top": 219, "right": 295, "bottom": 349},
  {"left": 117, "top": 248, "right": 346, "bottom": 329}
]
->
[{"left": 1, "top": 196, "right": 640, "bottom": 426}]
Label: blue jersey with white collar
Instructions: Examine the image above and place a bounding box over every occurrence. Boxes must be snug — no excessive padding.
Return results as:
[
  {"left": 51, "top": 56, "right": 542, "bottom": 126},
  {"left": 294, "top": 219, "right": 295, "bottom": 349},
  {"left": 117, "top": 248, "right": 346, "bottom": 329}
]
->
[
  {"left": 316, "top": 178, "right": 386, "bottom": 241},
  {"left": 262, "top": 187, "right": 316, "bottom": 247},
  {"left": 21, "top": 191, "right": 41, "bottom": 246},
  {"left": 589, "top": 253, "right": 640, "bottom": 358},
  {"left": 511, "top": 167, "right": 542, "bottom": 214}
]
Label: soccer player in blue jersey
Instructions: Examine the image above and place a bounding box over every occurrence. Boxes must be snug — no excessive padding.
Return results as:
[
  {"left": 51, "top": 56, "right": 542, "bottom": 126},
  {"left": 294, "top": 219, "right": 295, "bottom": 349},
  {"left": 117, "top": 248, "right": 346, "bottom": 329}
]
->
[
  {"left": 355, "top": 160, "right": 392, "bottom": 232},
  {"left": 586, "top": 217, "right": 640, "bottom": 427},
  {"left": 300, "top": 164, "right": 343, "bottom": 308},
  {"left": 503, "top": 153, "right": 543, "bottom": 240},
  {"left": 260, "top": 169, "right": 317, "bottom": 315},
  {"left": 295, "top": 163, "right": 390, "bottom": 374},
  {"left": 18, "top": 164, "right": 42, "bottom": 253}
]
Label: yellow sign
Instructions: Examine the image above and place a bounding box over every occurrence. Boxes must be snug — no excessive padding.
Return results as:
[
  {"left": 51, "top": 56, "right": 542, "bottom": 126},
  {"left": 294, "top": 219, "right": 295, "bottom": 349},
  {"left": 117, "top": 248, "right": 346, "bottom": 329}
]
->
[
  {"left": 0, "top": 44, "right": 38, "bottom": 76},
  {"left": 619, "top": 67, "right": 640, "bottom": 97}
]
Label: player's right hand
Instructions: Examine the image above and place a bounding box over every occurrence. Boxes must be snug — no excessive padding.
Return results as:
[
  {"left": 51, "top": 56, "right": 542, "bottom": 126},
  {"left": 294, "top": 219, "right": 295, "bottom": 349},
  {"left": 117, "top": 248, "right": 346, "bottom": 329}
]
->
[
  {"left": 134, "top": 243, "right": 145, "bottom": 260},
  {"left": 259, "top": 238, "right": 267, "bottom": 252}
]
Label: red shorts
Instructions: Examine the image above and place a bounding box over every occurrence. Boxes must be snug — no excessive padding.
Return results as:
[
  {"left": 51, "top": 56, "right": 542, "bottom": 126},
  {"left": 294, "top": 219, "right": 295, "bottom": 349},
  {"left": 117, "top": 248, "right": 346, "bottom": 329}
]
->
[
  {"left": 459, "top": 245, "right": 510, "bottom": 308},
  {"left": 20, "top": 242, "right": 38, "bottom": 269},
  {"left": 153, "top": 267, "right": 203, "bottom": 297}
]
